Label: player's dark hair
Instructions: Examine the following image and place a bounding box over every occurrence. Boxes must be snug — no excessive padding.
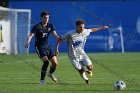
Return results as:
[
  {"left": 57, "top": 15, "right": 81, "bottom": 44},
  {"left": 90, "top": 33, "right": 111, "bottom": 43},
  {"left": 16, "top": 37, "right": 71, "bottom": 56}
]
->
[
  {"left": 76, "top": 19, "right": 85, "bottom": 26},
  {"left": 41, "top": 11, "right": 50, "bottom": 18}
]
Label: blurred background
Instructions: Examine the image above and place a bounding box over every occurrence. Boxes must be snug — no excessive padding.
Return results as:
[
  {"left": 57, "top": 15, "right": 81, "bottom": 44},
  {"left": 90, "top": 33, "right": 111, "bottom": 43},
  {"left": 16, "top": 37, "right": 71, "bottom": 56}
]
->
[{"left": 0, "top": 0, "right": 140, "bottom": 54}]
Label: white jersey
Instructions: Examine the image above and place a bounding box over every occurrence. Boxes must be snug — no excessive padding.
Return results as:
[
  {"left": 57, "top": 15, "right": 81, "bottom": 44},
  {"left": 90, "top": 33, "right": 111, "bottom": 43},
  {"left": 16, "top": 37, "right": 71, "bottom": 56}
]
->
[
  {"left": 61, "top": 29, "right": 91, "bottom": 59},
  {"left": 61, "top": 29, "right": 92, "bottom": 70}
]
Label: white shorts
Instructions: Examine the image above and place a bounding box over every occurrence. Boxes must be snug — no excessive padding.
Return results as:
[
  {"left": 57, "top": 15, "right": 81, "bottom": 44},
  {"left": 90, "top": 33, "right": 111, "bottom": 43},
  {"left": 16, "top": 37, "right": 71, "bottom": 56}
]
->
[{"left": 68, "top": 52, "right": 92, "bottom": 70}]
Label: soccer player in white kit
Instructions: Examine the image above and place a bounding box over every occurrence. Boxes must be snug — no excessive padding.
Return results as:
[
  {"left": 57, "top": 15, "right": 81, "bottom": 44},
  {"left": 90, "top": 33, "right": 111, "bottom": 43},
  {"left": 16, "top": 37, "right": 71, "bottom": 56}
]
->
[{"left": 56, "top": 19, "right": 108, "bottom": 84}]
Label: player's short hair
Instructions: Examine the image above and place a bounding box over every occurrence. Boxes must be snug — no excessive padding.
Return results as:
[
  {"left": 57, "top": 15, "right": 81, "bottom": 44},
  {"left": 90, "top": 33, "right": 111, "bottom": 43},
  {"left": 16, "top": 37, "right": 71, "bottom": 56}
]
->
[
  {"left": 76, "top": 19, "right": 85, "bottom": 26},
  {"left": 41, "top": 11, "right": 50, "bottom": 18}
]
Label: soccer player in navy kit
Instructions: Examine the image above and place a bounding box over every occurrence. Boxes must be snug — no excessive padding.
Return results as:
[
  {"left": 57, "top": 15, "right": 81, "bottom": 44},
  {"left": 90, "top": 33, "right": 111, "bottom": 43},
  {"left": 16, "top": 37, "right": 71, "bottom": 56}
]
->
[{"left": 25, "top": 11, "right": 59, "bottom": 84}]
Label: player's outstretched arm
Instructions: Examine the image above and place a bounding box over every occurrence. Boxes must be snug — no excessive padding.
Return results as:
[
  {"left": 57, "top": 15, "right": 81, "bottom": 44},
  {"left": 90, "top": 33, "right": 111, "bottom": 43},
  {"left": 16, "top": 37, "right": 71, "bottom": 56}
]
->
[
  {"left": 90, "top": 26, "right": 109, "bottom": 32},
  {"left": 25, "top": 33, "right": 34, "bottom": 48}
]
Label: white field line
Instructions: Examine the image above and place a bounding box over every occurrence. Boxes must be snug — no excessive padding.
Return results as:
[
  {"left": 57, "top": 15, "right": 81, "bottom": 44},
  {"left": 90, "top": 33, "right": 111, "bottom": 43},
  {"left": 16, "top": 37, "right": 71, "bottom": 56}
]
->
[
  {"left": 0, "top": 56, "right": 68, "bottom": 64},
  {"left": 1, "top": 77, "right": 140, "bottom": 80},
  {"left": 0, "top": 77, "right": 111, "bottom": 80}
]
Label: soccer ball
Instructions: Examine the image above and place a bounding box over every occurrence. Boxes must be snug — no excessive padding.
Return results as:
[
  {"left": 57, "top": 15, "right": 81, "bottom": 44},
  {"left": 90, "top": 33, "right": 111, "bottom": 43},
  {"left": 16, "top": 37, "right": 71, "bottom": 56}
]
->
[{"left": 114, "top": 80, "right": 126, "bottom": 91}]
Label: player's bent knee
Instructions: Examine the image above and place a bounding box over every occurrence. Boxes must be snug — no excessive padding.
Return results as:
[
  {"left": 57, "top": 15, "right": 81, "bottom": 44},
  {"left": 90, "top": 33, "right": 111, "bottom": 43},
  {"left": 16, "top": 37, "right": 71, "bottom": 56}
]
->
[
  {"left": 52, "top": 62, "right": 58, "bottom": 68},
  {"left": 54, "top": 63, "right": 58, "bottom": 67},
  {"left": 50, "top": 56, "right": 58, "bottom": 67}
]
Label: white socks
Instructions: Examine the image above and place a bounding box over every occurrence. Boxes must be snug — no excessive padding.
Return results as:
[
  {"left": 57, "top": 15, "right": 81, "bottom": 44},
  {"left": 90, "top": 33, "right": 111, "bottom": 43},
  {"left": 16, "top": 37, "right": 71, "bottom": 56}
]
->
[{"left": 81, "top": 72, "right": 88, "bottom": 80}]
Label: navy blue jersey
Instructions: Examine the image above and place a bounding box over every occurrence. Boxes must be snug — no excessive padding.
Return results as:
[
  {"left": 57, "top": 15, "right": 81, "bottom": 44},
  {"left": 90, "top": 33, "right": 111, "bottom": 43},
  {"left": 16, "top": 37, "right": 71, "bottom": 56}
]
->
[{"left": 31, "top": 22, "right": 55, "bottom": 49}]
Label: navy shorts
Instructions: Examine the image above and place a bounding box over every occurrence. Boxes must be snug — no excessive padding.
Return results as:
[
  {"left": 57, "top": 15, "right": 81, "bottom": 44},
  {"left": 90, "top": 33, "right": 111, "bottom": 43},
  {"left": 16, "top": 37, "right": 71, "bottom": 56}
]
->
[{"left": 35, "top": 46, "right": 55, "bottom": 59}]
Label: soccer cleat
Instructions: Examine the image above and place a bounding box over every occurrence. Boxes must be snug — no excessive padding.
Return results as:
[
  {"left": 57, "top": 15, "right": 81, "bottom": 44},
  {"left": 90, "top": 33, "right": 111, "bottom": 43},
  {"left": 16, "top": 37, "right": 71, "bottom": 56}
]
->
[
  {"left": 47, "top": 73, "right": 57, "bottom": 82},
  {"left": 86, "top": 71, "right": 93, "bottom": 76},
  {"left": 39, "top": 80, "right": 46, "bottom": 84},
  {"left": 85, "top": 79, "right": 90, "bottom": 84}
]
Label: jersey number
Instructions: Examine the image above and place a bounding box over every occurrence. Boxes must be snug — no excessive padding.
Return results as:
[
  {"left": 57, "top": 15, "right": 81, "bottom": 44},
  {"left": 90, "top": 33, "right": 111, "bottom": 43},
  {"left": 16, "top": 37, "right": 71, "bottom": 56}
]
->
[
  {"left": 73, "top": 40, "right": 82, "bottom": 47},
  {"left": 42, "top": 33, "right": 48, "bottom": 38}
]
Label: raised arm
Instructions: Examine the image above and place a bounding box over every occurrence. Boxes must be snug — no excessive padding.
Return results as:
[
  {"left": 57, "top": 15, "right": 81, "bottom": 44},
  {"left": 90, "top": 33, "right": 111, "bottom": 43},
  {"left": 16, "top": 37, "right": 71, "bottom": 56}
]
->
[
  {"left": 25, "top": 33, "right": 34, "bottom": 48},
  {"left": 90, "top": 26, "right": 108, "bottom": 32}
]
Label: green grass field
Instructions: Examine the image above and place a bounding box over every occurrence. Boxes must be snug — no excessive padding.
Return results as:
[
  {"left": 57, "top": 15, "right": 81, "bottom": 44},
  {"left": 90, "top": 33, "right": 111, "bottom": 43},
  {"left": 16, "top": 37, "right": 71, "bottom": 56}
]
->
[{"left": 0, "top": 53, "right": 140, "bottom": 93}]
